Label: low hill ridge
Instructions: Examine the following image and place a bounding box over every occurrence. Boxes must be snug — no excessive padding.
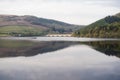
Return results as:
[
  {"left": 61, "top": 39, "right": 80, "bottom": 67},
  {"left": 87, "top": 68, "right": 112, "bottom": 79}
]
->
[
  {"left": 0, "top": 15, "right": 83, "bottom": 36},
  {"left": 73, "top": 12, "right": 120, "bottom": 38}
]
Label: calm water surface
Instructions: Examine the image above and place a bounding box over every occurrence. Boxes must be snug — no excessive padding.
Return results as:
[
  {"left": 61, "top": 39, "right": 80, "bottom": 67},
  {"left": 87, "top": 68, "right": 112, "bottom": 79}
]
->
[{"left": 0, "top": 37, "right": 120, "bottom": 80}]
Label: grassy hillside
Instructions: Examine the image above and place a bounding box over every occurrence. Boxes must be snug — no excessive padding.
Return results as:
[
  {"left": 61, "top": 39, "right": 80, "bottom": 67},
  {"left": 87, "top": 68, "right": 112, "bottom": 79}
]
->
[
  {"left": 24, "top": 16, "right": 81, "bottom": 32},
  {"left": 0, "top": 15, "right": 83, "bottom": 37},
  {"left": 0, "top": 26, "right": 47, "bottom": 36},
  {"left": 73, "top": 13, "right": 120, "bottom": 38}
]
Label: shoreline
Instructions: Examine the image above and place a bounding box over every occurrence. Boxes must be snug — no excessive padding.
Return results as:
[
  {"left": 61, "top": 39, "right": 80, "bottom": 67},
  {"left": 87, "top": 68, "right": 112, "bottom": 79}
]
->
[{"left": 0, "top": 37, "right": 120, "bottom": 42}]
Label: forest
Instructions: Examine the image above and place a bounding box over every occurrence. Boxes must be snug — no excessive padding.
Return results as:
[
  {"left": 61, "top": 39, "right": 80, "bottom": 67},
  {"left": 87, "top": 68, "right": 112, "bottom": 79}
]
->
[{"left": 73, "top": 13, "right": 120, "bottom": 38}]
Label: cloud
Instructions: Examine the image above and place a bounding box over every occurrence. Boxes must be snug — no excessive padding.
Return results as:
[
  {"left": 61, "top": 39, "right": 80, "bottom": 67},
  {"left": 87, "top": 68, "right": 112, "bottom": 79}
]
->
[{"left": 0, "top": 0, "right": 119, "bottom": 25}]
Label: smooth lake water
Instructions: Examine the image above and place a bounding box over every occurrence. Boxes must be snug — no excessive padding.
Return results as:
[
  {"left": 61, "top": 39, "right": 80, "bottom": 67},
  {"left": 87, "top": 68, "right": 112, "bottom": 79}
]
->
[{"left": 0, "top": 37, "right": 120, "bottom": 80}]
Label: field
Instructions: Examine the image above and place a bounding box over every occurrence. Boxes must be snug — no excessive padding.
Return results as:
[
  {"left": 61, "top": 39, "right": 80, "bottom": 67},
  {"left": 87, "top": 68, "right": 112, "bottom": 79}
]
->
[{"left": 0, "top": 26, "right": 47, "bottom": 36}]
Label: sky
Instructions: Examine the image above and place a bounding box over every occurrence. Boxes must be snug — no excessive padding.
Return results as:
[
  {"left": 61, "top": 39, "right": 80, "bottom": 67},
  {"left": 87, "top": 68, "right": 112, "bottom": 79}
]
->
[{"left": 0, "top": 0, "right": 120, "bottom": 25}]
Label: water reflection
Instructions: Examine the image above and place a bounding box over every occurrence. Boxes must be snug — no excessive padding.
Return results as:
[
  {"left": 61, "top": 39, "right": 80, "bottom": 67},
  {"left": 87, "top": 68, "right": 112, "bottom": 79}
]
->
[
  {"left": 0, "top": 44, "right": 119, "bottom": 80},
  {"left": 0, "top": 39, "right": 78, "bottom": 57},
  {"left": 82, "top": 41, "right": 120, "bottom": 58},
  {"left": 0, "top": 39, "right": 120, "bottom": 58},
  {"left": 0, "top": 38, "right": 120, "bottom": 80}
]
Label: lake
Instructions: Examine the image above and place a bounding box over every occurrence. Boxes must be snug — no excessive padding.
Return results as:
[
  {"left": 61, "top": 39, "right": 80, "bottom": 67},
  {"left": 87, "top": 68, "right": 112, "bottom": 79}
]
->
[{"left": 0, "top": 37, "right": 120, "bottom": 80}]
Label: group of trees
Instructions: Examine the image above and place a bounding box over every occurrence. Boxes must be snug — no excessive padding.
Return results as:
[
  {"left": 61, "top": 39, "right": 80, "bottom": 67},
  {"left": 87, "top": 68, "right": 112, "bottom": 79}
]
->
[{"left": 73, "top": 15, "right": 120, "bottom": 38}]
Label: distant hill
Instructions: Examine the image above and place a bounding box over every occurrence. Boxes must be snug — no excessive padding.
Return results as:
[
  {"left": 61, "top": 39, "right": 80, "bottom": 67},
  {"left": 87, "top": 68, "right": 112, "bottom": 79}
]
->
[
  {"left": 73, "top": 12, "right": 120, "bottom": 38},
  {"left": 0, "top": 15, "right": 83, "bottom": 37},
  {"left": 116, "top": 13, "right": 120, "bottom": 18}
]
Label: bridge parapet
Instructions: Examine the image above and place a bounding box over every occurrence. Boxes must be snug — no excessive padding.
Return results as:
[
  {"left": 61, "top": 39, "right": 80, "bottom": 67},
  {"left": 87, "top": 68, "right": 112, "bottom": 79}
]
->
[{"left": 46, "top": 34, "right": 72, "bottom": 37}]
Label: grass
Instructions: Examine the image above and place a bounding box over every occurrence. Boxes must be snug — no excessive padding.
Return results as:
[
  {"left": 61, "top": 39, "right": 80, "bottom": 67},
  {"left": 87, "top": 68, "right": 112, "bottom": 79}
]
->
[
  {"left": 0, "top": 26, "right": 43, "bottom": 33},
  {"left": 0, "top": 26, "right": 47, "bottom": 36}
]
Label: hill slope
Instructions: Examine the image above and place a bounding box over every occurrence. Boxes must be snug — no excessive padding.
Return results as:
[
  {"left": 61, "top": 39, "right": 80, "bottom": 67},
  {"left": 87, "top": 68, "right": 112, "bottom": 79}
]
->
[
  {"left": 0, "top": 15, "right": 82, "bottom": 36},
  {"left": 116, "top": 13, "right": 120, "bottom": 18},
  {"left": 73, "top": 13, "right": 120, "bottom": 38}
]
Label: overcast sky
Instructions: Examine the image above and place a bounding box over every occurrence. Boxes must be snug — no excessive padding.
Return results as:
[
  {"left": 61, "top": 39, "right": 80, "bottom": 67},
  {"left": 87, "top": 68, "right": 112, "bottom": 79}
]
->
[{"left": 0, "top": 0, "right": 120, "bottom": 25}]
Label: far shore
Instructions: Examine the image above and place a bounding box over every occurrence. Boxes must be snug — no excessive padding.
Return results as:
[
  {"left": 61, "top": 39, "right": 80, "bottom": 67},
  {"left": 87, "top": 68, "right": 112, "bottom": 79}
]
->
[{"left": 0, "top": 36, "right": 120, "bottom": 42}]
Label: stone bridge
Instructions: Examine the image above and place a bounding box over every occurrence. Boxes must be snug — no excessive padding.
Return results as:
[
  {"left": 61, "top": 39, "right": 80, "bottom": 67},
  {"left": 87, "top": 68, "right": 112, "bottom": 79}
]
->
[{"left": 46, "top": 34, "right": 72, "bottom": 37}]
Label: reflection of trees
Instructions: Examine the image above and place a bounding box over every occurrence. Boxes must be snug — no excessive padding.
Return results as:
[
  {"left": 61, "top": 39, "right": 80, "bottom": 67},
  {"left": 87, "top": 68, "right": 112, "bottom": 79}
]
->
[
  {"left": 83, "top": 41, "right": 120, "bottom": 58},
  {"left": 0, "top": 40, "right": 77, "bottom": 57},
  {"left": 0, "top": 39, "right": 119, "bottom": 58}
]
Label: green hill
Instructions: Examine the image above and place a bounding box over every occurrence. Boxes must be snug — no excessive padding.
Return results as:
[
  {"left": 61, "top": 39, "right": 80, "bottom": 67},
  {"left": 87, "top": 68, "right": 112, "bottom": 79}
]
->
[
  {"left": 0, "top": 15, "right": 83, "bottom": 37},
  {"left": 73, "top": 13, "right": 120, "bottom": 38},
  {"left": 116, "top": 13, "right": 120, "bottom": 18}
]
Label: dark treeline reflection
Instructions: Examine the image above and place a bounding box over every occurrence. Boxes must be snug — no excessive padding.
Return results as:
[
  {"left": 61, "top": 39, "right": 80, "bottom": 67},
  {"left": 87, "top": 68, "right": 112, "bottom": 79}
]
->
[
  {"left": 0, "top": 39, "right": 77, "bottom": 57},
  {"left": 0, "top": 39, "right": 120, "bottom": 58},
  {"left": 82, "top": 41, "right": 120, "bottom": 58}
]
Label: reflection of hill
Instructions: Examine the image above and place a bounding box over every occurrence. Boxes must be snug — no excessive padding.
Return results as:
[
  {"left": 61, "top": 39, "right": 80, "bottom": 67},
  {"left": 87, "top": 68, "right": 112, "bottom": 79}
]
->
[
  {"left": 83, "top": 41, "right": 120, "bottom": 58},
  {"left": 0, "top": 39, "right": 119, "bottom": 58},
  {"left": 0, "top": 39, "right": 77, "bottom": 57},
  {"left": 23, "top": 41, "right": 77, "bottom": 56}
]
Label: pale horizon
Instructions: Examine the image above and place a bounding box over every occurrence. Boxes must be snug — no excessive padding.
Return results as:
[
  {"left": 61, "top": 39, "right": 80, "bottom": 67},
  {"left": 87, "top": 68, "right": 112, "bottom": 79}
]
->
[{"left": 0, "top": 0, "right": 120, "bottom": 25}]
